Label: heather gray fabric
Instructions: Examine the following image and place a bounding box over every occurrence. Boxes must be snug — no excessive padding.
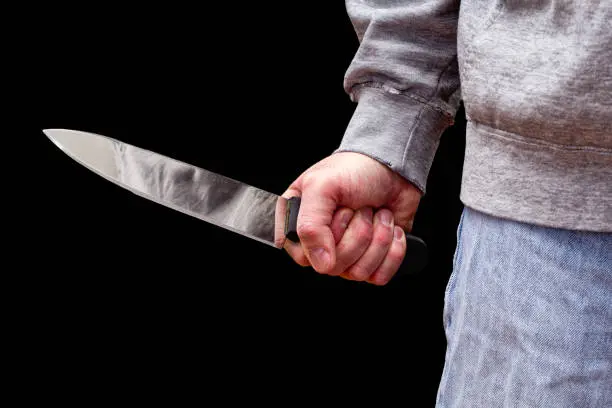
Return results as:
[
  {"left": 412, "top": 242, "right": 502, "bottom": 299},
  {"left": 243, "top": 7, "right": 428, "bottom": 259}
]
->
[{"left": 337, "top": 0, "right": 612, "bottom": 232}]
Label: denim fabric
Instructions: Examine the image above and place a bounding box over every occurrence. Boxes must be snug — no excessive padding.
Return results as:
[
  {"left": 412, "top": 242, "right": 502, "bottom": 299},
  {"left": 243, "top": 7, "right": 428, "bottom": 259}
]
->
[{"left": 436, "top": 207, "right": 611, "bottom": 407}]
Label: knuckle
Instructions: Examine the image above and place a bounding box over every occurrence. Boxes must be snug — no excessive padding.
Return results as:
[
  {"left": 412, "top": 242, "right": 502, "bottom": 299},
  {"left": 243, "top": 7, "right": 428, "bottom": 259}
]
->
[
  {"left": 373, "top": 229, "right": 393, "bottom": 247},
  {"left": 302, "top": 173, "right": 329, "bottom": 192},
  {"left": 335, "top": 239, "right": 350, "bottom": 255},
  {"left": 348, "top": 264, "right": 370, "bottom": 281},
  {"left": 301, "top": 173, "right": 317, "bottom": 189},
  {"left": 297, "top": 221, "right": 319, "bottom": 241},
  {"left": 388, "top": 246, "right": 406, "bottom": 263},
  {"left": 374, "top": 275, "right": 392, "bottom": 286},
  {"left": 370, "top": 267, "right": 396, "bottom": 285},
  {"left": 355, "top": 222, "right": 373, "bottom": 246},
  {"left": 302, "top": 172, "right": 339, "bottom": 197}
]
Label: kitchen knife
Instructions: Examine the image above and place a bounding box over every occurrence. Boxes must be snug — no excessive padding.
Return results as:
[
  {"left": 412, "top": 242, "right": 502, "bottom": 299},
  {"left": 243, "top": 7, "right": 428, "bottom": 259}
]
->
[{"left": 43, "top": 128, "right": 428, "bottom": 278}]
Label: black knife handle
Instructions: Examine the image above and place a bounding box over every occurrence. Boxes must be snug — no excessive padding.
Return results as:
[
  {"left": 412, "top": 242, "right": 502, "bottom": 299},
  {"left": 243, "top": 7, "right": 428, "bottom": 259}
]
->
[
  {"left": 285, "top": 196, "right": 301, "bottom": 243},
  {"left": 284, "top": 196, "right": 428, "bottom": 278}
]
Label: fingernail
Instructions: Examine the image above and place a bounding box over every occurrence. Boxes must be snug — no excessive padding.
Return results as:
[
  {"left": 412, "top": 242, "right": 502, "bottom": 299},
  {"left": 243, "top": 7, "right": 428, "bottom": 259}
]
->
[
  {"left": 380, "top": 210, "right": 393, "bottom": 226},
  {"left": 341, "top": 211, "right": 353, "bottom": 229},
  {"left": 360, "top": 207, "right": 373, "bottom": 224},
  {"left": 395, "top": 227, "right": 404, "bottom": 241},
  {"left": 311, "top": 247, "right": 330, "bottom": 271}
]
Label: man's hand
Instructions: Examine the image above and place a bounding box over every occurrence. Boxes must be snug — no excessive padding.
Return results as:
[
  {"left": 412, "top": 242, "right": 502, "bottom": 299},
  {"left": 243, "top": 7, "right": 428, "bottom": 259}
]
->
[{"left": 282, "top": 152, "right": 422, "bottom": 285}]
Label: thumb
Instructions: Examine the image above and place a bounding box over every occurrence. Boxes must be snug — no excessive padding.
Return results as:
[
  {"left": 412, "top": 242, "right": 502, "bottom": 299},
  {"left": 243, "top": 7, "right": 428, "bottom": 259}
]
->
[{"left": 296, "top": 183, "right": 338, "bottom": 274}]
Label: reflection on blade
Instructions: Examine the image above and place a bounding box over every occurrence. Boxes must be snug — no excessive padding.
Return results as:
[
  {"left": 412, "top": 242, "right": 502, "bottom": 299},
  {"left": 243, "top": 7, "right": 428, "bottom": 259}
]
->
[{"left": 44, "top": 129, "right": 287, "bottom": 248}]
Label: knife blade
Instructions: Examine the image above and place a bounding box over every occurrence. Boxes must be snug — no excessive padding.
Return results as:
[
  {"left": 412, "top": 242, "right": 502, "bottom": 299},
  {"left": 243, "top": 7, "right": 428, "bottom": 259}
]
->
[{"left": 43, "top": 128, "right": 428, "bottom": 278}]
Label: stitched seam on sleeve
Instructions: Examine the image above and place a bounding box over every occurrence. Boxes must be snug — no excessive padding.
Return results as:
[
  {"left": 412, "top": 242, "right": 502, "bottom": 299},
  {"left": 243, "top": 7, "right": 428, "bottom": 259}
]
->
[
  {"left": 350, "top": 81, "right": 455, "bottom": 119},
  {"left": 399, "top": 55, "right": 456, "bottom": 179}
]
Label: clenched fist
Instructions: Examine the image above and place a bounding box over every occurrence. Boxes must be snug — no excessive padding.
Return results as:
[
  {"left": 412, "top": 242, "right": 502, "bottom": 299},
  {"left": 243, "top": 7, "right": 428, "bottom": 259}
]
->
[{"left": 282, "top": 152, "right": 422, "bottom": 285}]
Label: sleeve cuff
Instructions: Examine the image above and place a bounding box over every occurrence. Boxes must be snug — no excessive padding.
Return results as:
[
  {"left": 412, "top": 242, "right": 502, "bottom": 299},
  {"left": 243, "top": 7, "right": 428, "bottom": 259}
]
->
[{"left": 335, "top": 86, "right": 454, "bottom": 194}]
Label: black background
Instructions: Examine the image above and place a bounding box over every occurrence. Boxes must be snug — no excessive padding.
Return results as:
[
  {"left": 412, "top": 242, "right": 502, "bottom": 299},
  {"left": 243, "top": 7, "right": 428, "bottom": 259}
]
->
[{"left": 23, "top": 3, "right": 466, "bottom": 405}]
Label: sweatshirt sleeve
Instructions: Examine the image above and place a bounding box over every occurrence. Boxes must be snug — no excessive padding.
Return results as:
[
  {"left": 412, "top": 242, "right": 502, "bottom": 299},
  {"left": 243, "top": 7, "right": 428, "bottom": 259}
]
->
[{"left": 336, "top": 0, "right": 462, "bottom": 194}]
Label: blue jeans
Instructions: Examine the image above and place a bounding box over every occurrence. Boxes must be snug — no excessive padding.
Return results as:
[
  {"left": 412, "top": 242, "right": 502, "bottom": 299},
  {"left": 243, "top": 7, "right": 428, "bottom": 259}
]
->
[{"left": 435, "top": 207, "right": 611, "bottom": 407}]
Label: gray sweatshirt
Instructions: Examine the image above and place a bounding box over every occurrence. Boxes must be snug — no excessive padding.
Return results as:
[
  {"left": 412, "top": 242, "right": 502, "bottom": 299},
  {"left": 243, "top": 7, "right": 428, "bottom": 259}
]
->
[{"left": 336, "top": 0, "right": 611, "bottom": 232}]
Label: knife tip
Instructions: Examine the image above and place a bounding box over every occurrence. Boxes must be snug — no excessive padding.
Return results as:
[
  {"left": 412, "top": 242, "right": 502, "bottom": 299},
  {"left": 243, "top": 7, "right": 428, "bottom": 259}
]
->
[
  {"left": 42, "top": 128, "right": 77, "bottom": 143},
  {"left": 42, "top": 128, "right": 62, "bottom": 135},
  {"left": 42, "top": 128, "right": 59, "bottom": 139},
  {"left": 42, "top": 128, "right": 71, "bottom": 153}
]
